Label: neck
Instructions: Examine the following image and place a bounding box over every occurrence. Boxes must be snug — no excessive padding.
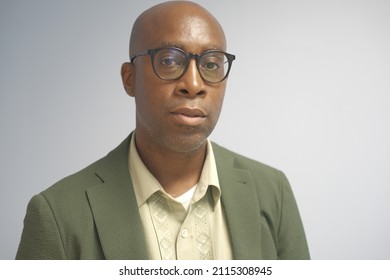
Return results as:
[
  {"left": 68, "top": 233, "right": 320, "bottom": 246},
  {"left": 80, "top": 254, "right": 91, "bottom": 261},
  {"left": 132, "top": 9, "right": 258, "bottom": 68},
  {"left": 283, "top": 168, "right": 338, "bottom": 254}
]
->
[{"left": 134, "top": 131, "right": 207, "bottom": 197}]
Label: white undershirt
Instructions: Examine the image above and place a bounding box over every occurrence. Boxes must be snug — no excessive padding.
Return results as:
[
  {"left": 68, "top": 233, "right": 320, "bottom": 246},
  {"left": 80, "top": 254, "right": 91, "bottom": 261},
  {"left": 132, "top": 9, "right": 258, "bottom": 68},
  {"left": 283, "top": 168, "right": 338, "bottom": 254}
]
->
[{"left": 174, "top": 185, "right": 197, "bottom": 211}]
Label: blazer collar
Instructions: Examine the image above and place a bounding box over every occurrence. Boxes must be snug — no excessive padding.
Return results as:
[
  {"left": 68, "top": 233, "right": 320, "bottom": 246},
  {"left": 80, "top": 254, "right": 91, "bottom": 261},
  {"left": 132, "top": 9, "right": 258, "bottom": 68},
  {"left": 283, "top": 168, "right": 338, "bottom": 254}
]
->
[
  {"left": 212, "top": 143, "right": 263, "bottom": 260},
  {"left": 86, "top": 133, "right": 148, "bottom": 259}
]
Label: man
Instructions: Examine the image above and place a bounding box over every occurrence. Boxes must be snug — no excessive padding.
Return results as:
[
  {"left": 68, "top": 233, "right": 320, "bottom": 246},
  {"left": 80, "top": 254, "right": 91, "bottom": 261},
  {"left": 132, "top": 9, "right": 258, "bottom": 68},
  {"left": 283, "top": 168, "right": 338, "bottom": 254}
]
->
[{"left": 16, "top": 1, "right": 309, "bottom": 260}]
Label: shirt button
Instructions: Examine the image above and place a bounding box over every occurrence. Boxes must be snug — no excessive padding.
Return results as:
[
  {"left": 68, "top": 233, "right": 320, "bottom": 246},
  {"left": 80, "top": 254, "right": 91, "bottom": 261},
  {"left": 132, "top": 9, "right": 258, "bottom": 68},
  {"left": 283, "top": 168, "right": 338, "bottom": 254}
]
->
[{"left": 181, "top": 229, "right": 189, "bottom": 238}]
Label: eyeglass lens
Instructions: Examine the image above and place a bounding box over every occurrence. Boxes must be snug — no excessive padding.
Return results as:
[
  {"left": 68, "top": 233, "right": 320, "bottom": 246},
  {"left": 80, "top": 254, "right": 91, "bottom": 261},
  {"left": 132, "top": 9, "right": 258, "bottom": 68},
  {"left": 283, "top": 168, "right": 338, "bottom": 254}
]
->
[{"left": 152, "top": 48, "right": 231, "bottom": 83}]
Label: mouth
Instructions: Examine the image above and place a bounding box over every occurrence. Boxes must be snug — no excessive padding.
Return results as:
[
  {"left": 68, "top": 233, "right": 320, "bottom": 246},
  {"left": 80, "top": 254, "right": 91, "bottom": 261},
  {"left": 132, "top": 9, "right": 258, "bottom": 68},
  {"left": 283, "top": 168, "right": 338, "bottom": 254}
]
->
[{"left": 170, "top": 107, "right": 207, "bottom": 126}]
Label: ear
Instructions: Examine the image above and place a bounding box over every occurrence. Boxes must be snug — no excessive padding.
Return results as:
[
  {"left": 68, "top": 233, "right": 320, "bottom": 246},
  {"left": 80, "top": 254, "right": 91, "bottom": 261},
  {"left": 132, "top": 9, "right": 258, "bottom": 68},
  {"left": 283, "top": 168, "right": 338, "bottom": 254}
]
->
[{"left": 121, "top": 62, "right": 135, "bottom": 97}]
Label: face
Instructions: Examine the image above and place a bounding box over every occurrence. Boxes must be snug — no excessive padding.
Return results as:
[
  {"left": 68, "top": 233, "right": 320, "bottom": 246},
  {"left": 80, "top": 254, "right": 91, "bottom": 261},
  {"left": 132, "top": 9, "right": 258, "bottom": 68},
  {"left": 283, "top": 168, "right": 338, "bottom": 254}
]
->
[{"left": 122, "top": 4, "right": 228, "bottom": 154}]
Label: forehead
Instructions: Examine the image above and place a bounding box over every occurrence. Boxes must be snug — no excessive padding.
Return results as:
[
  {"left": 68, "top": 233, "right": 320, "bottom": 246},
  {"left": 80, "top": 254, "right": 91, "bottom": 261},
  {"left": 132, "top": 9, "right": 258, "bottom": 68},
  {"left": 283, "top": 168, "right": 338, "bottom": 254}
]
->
[{"left": 132, "top": 5, "right": 226, "bottom": 54}]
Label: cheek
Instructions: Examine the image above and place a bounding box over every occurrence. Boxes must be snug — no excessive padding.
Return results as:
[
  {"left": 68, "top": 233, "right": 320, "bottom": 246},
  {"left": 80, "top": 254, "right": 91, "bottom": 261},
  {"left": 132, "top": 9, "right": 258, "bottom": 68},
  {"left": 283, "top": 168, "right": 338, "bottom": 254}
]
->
[
  {"left": 133, "top": 66, "right": 162, "bottom": 111},
  {"left": 134, "top": 79, "right": 175, "bottom": 121},
  {"left": 134, "top": 87, "right": 160, "bottom": 119},
  {"left": 211, "top": 85, "right": 226, "bottom": 115}
]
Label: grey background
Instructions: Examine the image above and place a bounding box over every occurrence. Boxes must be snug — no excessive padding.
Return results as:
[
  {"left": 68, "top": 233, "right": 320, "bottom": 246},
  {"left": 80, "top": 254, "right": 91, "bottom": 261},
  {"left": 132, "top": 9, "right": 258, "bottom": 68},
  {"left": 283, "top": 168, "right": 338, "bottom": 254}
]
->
[{"left": 1, "top": 0, "right": 389, "bottom": 259}]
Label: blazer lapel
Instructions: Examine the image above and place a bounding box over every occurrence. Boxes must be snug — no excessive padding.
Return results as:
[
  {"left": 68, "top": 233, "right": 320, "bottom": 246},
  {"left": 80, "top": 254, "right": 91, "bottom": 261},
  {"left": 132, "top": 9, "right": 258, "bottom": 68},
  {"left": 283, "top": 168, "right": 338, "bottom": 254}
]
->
[
  {"left": 86, "top": 135, "right": 148, "bottom": 259},
  {"left": 213, "top": 143, "right": 263, "bottom": 260}
]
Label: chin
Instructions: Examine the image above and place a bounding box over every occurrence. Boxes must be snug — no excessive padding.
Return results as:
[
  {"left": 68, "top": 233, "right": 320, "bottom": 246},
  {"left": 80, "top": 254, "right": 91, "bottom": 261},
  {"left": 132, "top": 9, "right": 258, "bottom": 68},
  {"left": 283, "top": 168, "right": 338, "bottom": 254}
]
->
[{"left": 160, "top": 133, "right": 209, "bottom": 154}]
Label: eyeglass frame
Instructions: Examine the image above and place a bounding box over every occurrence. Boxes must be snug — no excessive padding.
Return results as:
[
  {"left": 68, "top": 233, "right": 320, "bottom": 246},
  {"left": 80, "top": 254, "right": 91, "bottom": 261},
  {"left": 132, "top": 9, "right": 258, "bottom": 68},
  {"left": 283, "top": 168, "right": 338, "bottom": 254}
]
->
[{"left": 130, "top": 47, "right": 236, "bottom": 84}]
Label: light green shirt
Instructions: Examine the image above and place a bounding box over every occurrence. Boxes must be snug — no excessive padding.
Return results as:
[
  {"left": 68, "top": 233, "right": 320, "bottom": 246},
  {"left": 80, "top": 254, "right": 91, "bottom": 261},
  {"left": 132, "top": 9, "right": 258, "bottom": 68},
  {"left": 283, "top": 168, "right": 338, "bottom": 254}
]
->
[{"left": 129, "top": 135, "right": 233, "bottom": 260}]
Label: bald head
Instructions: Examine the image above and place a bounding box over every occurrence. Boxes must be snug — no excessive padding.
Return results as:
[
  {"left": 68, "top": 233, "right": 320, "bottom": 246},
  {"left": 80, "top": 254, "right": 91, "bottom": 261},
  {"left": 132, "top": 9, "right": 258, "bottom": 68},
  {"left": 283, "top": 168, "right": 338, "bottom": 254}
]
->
[{"left": 129, "top": 1, "right": 226, "bottom": 56}]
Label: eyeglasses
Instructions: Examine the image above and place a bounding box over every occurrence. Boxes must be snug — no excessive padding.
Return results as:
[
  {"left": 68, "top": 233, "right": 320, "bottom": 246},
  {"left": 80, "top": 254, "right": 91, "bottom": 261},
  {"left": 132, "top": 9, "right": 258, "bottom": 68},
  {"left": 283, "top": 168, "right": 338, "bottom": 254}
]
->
[{"left": 130, "top": 47, "right": 236, "bottom": 84}]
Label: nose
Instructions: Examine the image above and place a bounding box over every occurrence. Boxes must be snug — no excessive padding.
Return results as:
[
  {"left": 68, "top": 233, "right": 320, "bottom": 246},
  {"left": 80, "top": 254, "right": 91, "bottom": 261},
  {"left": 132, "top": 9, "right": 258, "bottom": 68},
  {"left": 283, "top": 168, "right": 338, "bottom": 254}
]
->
[{"left": 175, "top": 59, "right": 206, "bottom": 98}]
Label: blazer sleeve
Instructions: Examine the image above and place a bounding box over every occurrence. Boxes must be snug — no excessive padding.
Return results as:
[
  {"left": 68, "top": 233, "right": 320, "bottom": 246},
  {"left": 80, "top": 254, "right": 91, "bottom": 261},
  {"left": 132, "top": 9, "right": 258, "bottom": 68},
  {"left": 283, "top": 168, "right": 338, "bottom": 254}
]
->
[
  {"left": 277, "top": 172, "right": 310, "bottom": 260},
  {"left": 16, "top": 194, "right": 67, "bottom": 260}
]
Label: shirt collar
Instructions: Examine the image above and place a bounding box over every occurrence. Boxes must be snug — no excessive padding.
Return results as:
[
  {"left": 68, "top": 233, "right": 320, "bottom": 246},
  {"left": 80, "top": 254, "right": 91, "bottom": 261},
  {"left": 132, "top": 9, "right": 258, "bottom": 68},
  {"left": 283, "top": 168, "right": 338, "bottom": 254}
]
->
[{"left": 128, "top": 133, "right": 221, "bottom": 208}]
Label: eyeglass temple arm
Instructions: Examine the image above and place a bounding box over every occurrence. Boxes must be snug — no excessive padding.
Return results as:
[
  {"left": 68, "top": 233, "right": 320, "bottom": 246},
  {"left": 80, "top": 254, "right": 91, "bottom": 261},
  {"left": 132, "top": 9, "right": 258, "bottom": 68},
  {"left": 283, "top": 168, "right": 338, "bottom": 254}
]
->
[{"left": 130, "top": 50, "right": 150, "bottom": 62}]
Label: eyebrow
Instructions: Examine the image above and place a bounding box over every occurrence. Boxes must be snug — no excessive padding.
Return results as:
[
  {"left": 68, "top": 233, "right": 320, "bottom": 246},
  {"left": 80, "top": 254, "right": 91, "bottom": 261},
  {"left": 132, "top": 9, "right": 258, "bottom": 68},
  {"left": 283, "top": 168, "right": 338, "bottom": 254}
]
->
[
  {"left": 157, "top": 42, "right": 183, "bottom": 49},
  {"left": 156, "top": 42, "right": 224, "bottom": 53}
]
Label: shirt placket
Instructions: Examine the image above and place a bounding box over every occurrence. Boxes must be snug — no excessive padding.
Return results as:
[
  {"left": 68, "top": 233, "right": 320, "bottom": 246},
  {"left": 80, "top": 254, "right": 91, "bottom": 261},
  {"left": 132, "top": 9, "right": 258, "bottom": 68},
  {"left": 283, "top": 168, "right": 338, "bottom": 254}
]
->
[{"left": 176, "top": 194, "right": 214, "bottom": 260}]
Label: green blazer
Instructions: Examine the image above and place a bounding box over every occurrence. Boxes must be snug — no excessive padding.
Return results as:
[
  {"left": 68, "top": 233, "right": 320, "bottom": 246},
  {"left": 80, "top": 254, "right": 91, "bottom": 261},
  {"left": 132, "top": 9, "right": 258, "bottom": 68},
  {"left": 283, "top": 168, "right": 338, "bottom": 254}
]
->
[{"left": 16, "top": 135, "right": 310, "bottom": 260}]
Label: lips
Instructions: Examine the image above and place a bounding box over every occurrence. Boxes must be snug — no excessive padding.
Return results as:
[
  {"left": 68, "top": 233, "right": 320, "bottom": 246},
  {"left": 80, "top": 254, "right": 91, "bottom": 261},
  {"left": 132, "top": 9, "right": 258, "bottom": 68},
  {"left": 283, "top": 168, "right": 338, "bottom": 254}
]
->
[{"left": 170, "top": 107, "right": 207, "bottom": 126}]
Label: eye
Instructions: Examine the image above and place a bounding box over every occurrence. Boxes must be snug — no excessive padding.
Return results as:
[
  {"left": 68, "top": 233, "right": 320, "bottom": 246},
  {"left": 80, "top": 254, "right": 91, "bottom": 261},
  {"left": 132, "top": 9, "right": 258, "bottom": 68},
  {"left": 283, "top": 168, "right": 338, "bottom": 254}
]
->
[
  {"left": 159, "top": 56, "right": 180, "bottom": 66},
  {"left": 204, "top": 61, "right": 219, "bottom": 71},
  {"left": 201, "top": 58, "right": 223, "bottom": 72},
  {"left": 200, "top": 53, "right": 225, "bottom": 72}
]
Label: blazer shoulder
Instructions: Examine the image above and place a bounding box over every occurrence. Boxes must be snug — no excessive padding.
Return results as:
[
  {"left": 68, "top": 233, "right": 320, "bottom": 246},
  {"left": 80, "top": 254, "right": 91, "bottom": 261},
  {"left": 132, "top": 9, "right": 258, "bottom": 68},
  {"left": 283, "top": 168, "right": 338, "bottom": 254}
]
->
[
  {"left": 211, "top": 142, "right": 310, "bottom": 260},
  {"left": 40, "top": 156, "right": 105, "bottom": 199},
  {"left": 40, "top": 135, "right": 131, "bottom": 199},
  {"left": 211, "top": 141, "right": 283, "bottom": 179},
  {"left": 18, "top": 136, "right": 132, "bottom": 259},
  {"left": 211, "top": 141, "right": 291, "bottom": 205}
]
